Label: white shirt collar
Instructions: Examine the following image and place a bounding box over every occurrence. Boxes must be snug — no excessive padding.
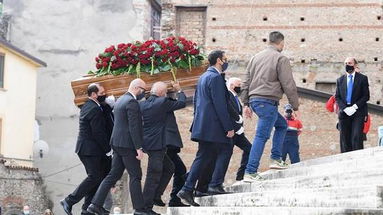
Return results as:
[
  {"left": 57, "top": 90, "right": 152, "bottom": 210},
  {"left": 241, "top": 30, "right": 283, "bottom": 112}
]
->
[
  {"left": 229, "top": 89, "right": 237, "bottom": 96},
  {"left": 212, "top": 66, "right": 222, "bottom": 74},
  {"left": 130, "top": 92, "right": 137, "bottom": 100},
  {"left": 89, "top": 97, "right": 100, "bottom": 106}
]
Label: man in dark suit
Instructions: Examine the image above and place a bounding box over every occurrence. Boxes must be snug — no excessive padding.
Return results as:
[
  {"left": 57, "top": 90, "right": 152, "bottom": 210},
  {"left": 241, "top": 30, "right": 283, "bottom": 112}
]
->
[
  {"left": 87, "top": 79, "right": 149, "bottom": 215},
  {"left": 177, "top": 50, "right": 234, "bottom": 206},
  {"left": 60, "top": 83, "right": 112, "bottom": 215},
  {"left": 226, "top": 77, "right": 252, "bottom": 181},
  {"left": 140, "top": 81, "right": 186, "bottom": 213},
  {"left": 194, "top": 76, "right": 249, "bottom": 196},
  {"left": 335, "top": 57, "right": 370, "bottom": 153}
]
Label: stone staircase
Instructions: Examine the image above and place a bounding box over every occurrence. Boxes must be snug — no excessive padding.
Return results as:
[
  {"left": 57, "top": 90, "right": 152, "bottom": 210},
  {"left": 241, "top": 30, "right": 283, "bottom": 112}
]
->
[{"left": 168, "top": 147, "right": 383, "bottom": 215}]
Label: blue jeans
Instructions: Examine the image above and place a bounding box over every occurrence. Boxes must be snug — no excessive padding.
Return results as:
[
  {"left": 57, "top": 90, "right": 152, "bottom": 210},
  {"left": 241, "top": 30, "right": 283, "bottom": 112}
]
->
[
  {"left": 245, "top": 98, "right": 287, "bottom": 174},
  {"left": 282, "top": 134, "right": 300, "bottom": 164}
]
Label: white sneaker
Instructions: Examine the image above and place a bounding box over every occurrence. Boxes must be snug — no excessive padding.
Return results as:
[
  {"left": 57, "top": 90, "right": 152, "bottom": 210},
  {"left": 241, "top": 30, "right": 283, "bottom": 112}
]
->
[
  {"left": 269, "top": 159, "right": 289, "bottom": 170},
  {"left": 232, "top": 181, "right": 244, "bottom": 186},
  {"left": 243, "top": 173, "right": 265, "bottom": 182}
]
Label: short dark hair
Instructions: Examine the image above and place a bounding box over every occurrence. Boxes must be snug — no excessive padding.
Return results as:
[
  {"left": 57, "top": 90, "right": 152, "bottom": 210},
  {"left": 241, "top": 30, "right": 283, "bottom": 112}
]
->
[
  {"left": 269, "top": 31, "right": 284, "bottom": 44},
  {"left": 87, "top": 83, "right": 100, "bottom": 96},
  {"left": 208, "top": 50, "right": 225, "bottom": 66}
]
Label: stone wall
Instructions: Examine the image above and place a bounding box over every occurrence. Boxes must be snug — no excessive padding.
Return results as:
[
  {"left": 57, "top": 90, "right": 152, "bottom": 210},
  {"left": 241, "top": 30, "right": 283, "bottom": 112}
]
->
[{"left": 0, "top": 161, "right": 51, "bottom": 214}]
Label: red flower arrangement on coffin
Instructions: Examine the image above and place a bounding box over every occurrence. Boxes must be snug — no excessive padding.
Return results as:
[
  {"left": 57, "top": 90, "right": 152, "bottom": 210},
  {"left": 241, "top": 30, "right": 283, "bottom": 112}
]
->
[{"left": 91, "top": 36, "right": 205, "bottom": 81}]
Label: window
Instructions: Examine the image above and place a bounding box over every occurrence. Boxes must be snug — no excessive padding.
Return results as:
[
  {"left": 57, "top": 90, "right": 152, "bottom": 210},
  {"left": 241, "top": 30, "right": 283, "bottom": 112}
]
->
[
  {"left": 0, "top": 0, "right": 3, "bottom": 16},
  {"left": 150, "top": 1, "right": 161, "bottom": 40},
  {"left": 0, "top": 118, "right": 2, "bottom": 155},
  {"left": 0, "top": 54, "right": 4, "bottom": 88}
]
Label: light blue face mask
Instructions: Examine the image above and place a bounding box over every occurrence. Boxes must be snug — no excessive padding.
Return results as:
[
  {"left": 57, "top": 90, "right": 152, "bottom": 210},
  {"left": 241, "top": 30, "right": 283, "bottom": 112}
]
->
[{"left": 24, "top": 211, "right": 30, "bottom": 215}]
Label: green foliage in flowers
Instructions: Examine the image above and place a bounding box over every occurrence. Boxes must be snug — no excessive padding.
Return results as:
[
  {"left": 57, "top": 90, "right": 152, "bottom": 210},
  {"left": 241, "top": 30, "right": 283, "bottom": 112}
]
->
[{"left": 88, "top": 37, "right": 205, "bottom": 78}]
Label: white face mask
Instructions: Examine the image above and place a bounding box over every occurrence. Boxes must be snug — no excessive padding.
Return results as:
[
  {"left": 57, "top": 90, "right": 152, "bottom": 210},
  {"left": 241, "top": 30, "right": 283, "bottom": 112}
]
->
[{"left": 24, "top": 211, "right": 30, "bottom": 215}]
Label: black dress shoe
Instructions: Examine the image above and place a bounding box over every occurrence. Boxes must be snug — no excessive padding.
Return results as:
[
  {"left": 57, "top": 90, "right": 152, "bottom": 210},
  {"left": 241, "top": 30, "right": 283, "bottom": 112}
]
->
[
  {"left": 87, "top": 204, "right": 110, "bottom": 215},
  {"left": 194, "top": 190, "right": 209, "bottom": 197},
  {"left": 81, "top": 209, "right": 94, "bottom": 215},
  {"left": 147, "top": 209, "right": 160, "bottom": 215},
  {"left": 134, "top": 210, "right": 149, "bottom": 215},
  {"left": 177, "top": 190, "right": 200, "bottom": 206},
  {"left": 207, "top": 185, "right": 230, "bottom": 195},
  {"left": 60, "top": 199, "right": 73, "bottom": 215},
  {"left": 168, "top": 201, "right": 190, "bottom": 207},
  {"left": 153, "top": 198, "right": 166, "bottom": 207}
]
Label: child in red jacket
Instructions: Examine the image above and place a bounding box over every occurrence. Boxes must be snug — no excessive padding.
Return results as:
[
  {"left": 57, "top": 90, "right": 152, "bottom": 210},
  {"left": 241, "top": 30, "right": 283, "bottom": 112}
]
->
[{"left": 282, "top": 104, "right": 303, "bottom": 164}]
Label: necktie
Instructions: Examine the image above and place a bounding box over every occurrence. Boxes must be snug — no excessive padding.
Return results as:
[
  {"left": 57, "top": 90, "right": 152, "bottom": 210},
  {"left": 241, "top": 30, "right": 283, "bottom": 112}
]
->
[
  {"left": 346, "top": 74, "right": 353, "bottom": 104},
  {"left": 234, "top": 95, "right": 241, "bottom": 112}
]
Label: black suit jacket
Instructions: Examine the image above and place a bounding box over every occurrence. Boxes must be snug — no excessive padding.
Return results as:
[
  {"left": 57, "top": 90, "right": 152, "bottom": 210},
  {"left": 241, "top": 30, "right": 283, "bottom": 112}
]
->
[
  {"left": 100, "top": 102, "right": 114, "bottom": 141},
  {"left": 75, "top": 99, "right": 111, "bottom": 156},
  {"left": 140, "top": 92, "right": 186, "bottom": 151},
  {"left": 335, "top": 72, "right": 370, "bottom": 119},
  {"left": 165, "top": 110, "right": 183, "bottom": 149},
  {"left": 111, "top": 92, "right": 144, "bottom": 150}
]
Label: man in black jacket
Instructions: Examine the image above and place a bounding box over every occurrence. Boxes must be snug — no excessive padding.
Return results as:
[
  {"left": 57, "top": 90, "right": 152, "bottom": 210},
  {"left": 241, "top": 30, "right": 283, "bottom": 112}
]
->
[
  {"left": 226, "top": 77, "right": 252, "bottom": 181},
  {"left": 60, "top": 83, "right": 112, "bottom": 215},
  {"left": 87, "top": 79, "right": 148, "bottom": 215},
  {"left": 140, "top": 81, "right": 186, "bottom": 213},
  {"left": 154, "top": 92, "right": 188, "bottom": 207},
  {"left": 335, "top": 57, "right": 370, "bottom": 152}
]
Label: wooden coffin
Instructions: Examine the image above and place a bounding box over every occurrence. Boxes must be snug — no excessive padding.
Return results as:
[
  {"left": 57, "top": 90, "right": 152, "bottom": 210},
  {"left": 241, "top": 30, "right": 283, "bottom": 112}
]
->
[{"left": 71, "top": 66, "right": 207, "bottom": 106}]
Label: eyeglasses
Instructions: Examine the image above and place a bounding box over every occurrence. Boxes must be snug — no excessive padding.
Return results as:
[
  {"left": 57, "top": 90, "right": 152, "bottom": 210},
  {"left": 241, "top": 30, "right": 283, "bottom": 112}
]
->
[{"left": 138, "top": 86, "right": 146, "bottom": 91}]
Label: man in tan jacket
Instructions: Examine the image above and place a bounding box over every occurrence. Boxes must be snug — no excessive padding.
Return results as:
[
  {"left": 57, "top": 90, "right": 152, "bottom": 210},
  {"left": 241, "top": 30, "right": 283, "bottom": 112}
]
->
[{"left": 241, "top": 31, "right": 300, "bottom": 182}]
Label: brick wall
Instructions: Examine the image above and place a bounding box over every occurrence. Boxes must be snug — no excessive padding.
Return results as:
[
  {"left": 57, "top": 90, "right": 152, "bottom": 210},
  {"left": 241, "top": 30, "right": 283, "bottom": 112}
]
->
[
  {"left": 176, "top": 7, "right": 206, "bottom": 49},
  {"left": 161, "top": 0, "right": 383, "bottom": 105}
]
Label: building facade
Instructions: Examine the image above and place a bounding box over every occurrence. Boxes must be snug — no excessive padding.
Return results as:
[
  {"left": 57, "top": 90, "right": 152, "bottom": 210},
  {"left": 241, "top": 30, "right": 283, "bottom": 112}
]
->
[{"left": 0, "top": 39, "right": 46, "bottom": 167}]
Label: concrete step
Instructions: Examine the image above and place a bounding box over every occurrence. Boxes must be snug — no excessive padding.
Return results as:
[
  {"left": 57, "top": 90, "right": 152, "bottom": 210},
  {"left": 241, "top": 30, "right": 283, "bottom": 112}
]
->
[
  {"left": 168, "top": 206, "right": 383, "bottom": 215},
  {"left": 287, "top": 147, "right": 383, "bottom": 169},
  {"left": 196, "top": 185, "right": 383, "bottom": 208},
  {"left": 228, "top": 168, "right": 383, "bottom": 193},
  {"left": 256, "top": 153, "right": 383, "bottom": 181}
]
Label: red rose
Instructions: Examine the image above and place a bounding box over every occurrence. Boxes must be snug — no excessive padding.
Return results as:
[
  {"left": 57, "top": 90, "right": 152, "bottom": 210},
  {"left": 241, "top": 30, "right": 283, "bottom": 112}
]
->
[{"left": 102, "top": 57, "right": 111, "bottom": 63}]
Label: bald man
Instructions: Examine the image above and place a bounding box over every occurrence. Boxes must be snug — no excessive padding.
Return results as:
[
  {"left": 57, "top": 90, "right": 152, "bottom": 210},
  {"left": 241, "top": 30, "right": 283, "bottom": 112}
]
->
[
  {"left": 88, "top": 79, "right": 149, "bottom": 215},
  {"left": 335, "top": 57, "right": 370, "bottom": 152},
  {"left": 140, "top": 81, "right": 186, "bottom": 213}
]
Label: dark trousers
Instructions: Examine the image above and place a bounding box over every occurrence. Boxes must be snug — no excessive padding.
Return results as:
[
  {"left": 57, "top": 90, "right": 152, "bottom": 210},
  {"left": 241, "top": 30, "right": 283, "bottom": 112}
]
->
[
  {"left": 66, "top": 155, "right": 111, "bottom": 211},
  {"left": 233, "top": 134, "right": 252, "bottom": 181},
  {"left": 143, "top": 149, "right": 175, "bottom": 209},
  {"left": 282, "top": 134, "right": 300, "bottom": 164},
  {"left": 166, "top": 146, "right": 187, "bottom": 203},
  {"left": 339, "top": 115, "right": 365, "bottom": 153},
  {"left": 92, "top": 147, "right": 145, "bottom": 211},
  {"left": 196, "top": 135, "right": 250, "bottom": 192},
  {"left": 183, "top": 141, "right": 233, "bottom": 192}
]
